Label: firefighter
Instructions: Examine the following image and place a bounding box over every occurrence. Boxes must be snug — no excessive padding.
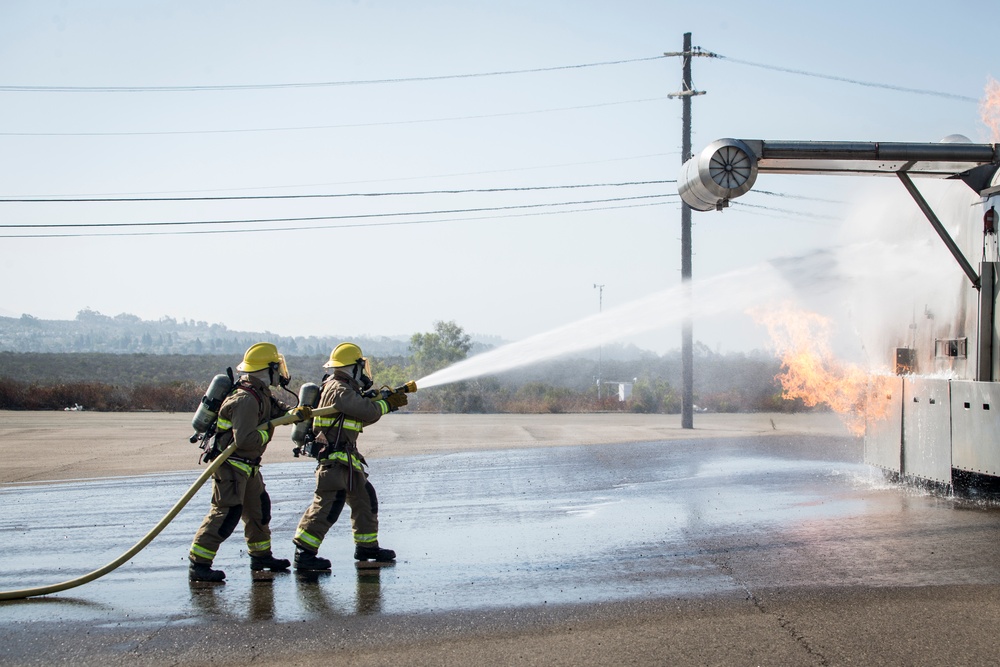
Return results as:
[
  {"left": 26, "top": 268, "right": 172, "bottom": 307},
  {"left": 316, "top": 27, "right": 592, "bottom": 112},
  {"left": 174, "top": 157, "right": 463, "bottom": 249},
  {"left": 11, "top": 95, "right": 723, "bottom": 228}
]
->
[
  {"left": 292, "top": 342, "right": 407, "bottom": 570},
  {"left": 188, "top": 342, "right": 310, "bottom": 583}
]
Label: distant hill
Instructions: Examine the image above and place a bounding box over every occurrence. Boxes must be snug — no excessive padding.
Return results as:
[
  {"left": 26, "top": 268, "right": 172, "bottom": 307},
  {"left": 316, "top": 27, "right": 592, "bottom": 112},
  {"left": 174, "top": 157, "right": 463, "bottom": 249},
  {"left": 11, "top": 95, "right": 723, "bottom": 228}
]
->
[
  {"left": 0, "top": 309, "right": 502, "bottom": 357},
  {"left": 0, "top": 351, "right": 332, "bottom": 388}
]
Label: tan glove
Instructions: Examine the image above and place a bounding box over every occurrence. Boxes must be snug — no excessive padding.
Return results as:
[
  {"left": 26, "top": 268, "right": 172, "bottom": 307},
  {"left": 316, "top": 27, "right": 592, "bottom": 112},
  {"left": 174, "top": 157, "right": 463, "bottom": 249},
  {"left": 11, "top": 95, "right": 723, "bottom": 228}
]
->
[
  {"left": 385, "top": 392, "right": 408, "bottom": 411},
  {"left": 291, "top": 405, "right": 313, "bottom": 421}
]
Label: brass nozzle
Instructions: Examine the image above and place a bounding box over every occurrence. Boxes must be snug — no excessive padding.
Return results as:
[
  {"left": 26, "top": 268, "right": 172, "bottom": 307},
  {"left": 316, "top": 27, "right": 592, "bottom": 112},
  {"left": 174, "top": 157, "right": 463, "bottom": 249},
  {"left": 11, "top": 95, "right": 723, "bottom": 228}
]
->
[{"left": 397, "top": 380, "right": 417, "bottom": 394}]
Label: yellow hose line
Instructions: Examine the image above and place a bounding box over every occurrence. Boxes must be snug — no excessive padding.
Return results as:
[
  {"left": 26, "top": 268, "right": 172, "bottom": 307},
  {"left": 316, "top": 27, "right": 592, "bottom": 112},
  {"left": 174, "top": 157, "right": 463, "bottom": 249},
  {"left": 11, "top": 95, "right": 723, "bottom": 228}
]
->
[{"left": 0, "top": 408, "right": 319, "bottom": 601}]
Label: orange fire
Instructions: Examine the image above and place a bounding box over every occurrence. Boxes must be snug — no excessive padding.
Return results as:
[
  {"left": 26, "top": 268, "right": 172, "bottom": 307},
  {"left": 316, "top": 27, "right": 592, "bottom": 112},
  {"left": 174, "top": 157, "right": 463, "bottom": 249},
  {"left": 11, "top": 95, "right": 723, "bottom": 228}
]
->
[
  {"left": 981, "top": 76, "right": 1000, "bottom": 142},
  {"left": 751, "top": 304, "right": 886, "bottom": 435}
]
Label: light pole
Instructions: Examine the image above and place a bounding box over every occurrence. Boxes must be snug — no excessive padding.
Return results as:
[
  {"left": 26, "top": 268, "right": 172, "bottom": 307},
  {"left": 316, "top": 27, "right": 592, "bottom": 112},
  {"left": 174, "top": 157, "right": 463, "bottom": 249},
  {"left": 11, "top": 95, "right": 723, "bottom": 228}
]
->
[{"left": 594, "top": 283, "right": 604, "bottom": 400}]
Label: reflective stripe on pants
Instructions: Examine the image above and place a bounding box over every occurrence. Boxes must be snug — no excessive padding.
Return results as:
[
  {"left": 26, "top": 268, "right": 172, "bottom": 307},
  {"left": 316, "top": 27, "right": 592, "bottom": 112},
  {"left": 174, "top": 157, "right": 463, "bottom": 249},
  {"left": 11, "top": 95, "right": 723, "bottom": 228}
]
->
[{"left": 293, "top": 462, "right": 378, "bottom": 551}]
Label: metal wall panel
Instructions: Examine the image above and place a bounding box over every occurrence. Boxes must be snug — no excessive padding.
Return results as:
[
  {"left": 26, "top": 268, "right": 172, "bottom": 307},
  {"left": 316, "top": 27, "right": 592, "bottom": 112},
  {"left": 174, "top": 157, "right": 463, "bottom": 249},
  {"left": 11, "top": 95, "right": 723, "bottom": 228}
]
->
[
  {"left": 901, "top": 377, "right": 952, "bottom": 483},
  {"left": 864, "top": 376, "right": 903, "bottom": 472},
  {"left": 951, "top": 381, "right": 1000, "bottom": 475}
]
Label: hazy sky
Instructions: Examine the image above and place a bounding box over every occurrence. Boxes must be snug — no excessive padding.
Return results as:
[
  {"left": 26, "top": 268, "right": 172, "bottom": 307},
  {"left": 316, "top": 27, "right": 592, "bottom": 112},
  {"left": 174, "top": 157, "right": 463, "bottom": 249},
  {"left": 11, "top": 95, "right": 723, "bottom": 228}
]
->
[{"left": 1, "top": 1, "right": 995, "bottom": 354}]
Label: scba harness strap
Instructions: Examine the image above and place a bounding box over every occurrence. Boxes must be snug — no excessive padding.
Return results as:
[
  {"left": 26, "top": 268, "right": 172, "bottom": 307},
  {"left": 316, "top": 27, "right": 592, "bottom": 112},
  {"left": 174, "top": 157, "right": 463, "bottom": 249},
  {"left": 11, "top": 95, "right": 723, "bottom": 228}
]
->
[
  {"left": 201, "top": 381, "right": 267, "bottom": 464},
  {"left": 312, "top": 411, "right": 346, "bottom": 461}
]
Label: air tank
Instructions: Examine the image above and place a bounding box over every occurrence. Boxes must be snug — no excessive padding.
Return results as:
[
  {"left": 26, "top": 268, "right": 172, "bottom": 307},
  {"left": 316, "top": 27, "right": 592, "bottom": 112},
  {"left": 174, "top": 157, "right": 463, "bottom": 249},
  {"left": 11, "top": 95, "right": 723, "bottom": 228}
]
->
[
  {"left": 291, "top": 382, "right": 322, "bottom": 455},
  {"left": 191, "top": 374, "right": 234, "bottom": 435}
]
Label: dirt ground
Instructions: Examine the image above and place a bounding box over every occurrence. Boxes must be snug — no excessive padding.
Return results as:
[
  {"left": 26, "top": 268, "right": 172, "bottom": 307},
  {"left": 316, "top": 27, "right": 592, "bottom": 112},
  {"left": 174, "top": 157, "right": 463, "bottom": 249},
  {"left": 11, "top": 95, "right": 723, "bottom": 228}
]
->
[{"left": 0, "top": 410, "right": 850, "bottom": 484}]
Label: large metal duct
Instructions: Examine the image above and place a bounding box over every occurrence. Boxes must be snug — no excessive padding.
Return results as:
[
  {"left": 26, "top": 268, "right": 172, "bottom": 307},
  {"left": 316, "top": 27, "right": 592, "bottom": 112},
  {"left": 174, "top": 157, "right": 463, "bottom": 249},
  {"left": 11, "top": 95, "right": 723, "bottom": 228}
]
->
[
  {"left": 677, "top": 139, "right": 759, "bottom": 213},
  {"left": 678, "top": 138, "right": 1000, "bottom": 211}
]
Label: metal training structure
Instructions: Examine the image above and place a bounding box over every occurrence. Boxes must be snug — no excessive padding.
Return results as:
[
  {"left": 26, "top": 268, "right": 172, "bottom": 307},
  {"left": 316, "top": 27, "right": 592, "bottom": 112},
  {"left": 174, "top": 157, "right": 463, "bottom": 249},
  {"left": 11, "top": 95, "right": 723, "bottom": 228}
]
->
[{"left": 679, "top": 136, "right": 1000, "bottom": 488}]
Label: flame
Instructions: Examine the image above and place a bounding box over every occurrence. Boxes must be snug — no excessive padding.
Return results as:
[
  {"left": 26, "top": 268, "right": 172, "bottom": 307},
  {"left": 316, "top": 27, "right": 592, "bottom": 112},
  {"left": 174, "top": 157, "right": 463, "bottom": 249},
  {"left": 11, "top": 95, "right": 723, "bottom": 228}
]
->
[
  {"left": 750, "top": 303, "right": 888, "bottom": 436},
  {"left": 981, "top": 76, "right": 1000, "bottom": 142}
]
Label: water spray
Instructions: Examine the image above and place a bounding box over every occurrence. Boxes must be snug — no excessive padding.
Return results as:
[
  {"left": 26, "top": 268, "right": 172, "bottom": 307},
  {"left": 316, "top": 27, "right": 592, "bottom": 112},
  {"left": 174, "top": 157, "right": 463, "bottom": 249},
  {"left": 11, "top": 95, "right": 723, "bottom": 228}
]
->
[
  {"left": 415, "top": 263, "right": 793, "bottom": 390},
  {"left": 414, "top": 236, "right": 951, "bottom": 393}
]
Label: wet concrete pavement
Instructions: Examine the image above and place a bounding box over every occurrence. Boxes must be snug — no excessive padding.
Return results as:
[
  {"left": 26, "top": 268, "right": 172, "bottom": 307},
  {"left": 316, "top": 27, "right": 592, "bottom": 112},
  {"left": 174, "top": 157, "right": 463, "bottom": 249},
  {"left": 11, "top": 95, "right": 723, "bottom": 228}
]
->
[{"left": 4, "top": 431, "right": 1000, "bottom": 665}]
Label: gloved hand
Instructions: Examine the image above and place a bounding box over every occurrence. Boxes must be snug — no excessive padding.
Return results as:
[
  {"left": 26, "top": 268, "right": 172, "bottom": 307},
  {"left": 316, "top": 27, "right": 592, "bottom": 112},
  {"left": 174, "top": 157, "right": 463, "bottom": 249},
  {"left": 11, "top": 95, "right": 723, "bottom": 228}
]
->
[
  {"left": 385, "top": 392, "right": 408, "bottom": 411},
  {"left": 291, "top": 405, "right": 313, "bottom": 421}
]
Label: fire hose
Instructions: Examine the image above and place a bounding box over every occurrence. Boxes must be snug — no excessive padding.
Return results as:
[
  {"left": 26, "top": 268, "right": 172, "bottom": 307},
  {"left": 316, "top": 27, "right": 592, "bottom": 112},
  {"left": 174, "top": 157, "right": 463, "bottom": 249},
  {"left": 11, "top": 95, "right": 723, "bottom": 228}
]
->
[{"left": 0, "top": 405, "right": 340, "bottom": 601}]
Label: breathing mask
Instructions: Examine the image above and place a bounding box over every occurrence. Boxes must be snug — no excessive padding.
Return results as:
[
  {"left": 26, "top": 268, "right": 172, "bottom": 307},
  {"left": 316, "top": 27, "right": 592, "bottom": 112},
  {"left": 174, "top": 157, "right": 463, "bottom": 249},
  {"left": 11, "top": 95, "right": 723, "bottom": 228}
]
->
[
  {"left": 353, "top": 358, "right": 373, "bottom": 391},
  {"left": 269, "top": 354, "right": 291, "bottom": 389}
]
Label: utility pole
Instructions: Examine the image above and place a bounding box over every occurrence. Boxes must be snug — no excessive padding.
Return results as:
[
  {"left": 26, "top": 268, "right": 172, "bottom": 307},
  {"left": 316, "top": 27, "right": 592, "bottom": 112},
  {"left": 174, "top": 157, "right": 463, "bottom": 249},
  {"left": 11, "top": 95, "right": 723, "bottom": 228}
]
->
[
  {"left": 594, "top": 283, "right": 604, "bottom": 400},
  {"left": 667, "top": 32, "right": 712, "bottom": 429}
]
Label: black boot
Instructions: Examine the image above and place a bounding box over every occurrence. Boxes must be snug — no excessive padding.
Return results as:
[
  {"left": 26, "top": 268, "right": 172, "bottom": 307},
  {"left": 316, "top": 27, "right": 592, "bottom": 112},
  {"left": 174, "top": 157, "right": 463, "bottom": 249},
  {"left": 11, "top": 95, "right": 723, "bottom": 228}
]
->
[
  {"left": 250, "top": 554, "right": 291, "bottom": 572},
  {"left": 294, "top": 547, "right": 331, "bottom": 571},
  {"left": 355, "top": 545, "right": 396, "bottom": 562},
  {"left": 189, "top": 561, "right": 226, "bottom": 582}
]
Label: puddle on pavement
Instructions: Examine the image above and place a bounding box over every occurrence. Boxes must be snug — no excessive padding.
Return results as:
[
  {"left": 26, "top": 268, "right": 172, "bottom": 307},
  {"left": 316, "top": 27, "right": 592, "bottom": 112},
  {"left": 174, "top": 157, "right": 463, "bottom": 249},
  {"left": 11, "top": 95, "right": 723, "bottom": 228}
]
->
[{"left": 0, "top": 436, "right": 959, "bottom": 625}]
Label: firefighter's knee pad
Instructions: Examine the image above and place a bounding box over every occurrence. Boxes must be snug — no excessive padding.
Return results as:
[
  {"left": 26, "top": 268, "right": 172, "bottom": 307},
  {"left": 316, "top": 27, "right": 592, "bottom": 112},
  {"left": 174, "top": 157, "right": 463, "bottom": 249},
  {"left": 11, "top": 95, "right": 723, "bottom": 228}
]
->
[
  {"left": 365, "top": 481, "right": 379, "bottom": 515},
  {"left": 219, "top": 504, "right": 243, "bottom": 538},
  {"left": 327, "top": 490, "right": 347, "bottom": 523},
  {"left": 260, "top": 491, "right": 271, "bottom": 525}
]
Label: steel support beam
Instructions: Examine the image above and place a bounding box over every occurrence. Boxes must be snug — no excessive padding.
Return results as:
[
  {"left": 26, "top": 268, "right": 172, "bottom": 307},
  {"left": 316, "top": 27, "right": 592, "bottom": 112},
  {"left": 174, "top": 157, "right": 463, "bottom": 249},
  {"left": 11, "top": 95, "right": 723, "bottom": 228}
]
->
[{"left": 896, "top": 170, "right": 981, "bottom": 290}]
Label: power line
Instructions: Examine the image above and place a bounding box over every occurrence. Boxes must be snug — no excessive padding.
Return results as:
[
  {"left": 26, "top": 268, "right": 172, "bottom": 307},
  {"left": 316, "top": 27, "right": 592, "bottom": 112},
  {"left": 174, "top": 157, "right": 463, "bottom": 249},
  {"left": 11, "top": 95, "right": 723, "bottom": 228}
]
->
[
  {"left": 0, "top": 56, "right": 667, "bottom": 93},
  {"left": 0, "top": 97, "right": 671, "bottom": 137},
  {"left": 0, "top": 193, "right": 676, "bottom": 230},
  {"left": 12, "top": 153, "right": 679, "bottom": 198},
  {"left": 730, "top": 200, "right": 840, "bottom": 221},
  {"left": 0, "top": 180, "right": 675, "bottom": 204},
  {"left": 717, "top": 55, "right": 978, "bottom": 103},
  {"left": 1, "top": 50, "right": 971, "bottom": 102},
  {"left": 0, "top": 200, "right": 672, "bottom": 239},
  {"left": 753, "top": 189, "right": 846, "bottom": 204}
]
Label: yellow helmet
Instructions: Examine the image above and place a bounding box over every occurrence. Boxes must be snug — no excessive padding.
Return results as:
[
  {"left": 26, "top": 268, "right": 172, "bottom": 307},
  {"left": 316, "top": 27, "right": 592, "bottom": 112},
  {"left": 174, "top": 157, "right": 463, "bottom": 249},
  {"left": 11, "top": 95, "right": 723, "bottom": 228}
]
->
[
  {"left": 324, "top": 342, "right": 364, "bottom": 369},
  {"left": 237, "top": 342, "right": 283, "bottom": 373}
]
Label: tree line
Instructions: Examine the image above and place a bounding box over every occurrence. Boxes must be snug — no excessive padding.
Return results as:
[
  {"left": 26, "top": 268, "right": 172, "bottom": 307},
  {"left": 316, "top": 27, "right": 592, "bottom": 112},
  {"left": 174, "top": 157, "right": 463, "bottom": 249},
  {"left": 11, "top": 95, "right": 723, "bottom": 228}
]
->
[
  {"left": 0, "top": 321, "right": 805, "bottom": 415},
  {"left": 0, "top": 309, "right": 498, "bottom": 357}
]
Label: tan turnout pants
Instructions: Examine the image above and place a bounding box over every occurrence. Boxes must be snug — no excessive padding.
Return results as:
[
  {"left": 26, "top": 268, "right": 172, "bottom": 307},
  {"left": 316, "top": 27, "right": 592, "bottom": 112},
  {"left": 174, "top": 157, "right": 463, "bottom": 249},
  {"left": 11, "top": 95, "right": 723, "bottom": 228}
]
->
[
  {"left": 293, "top": 462, "right": 379, "bottom": 553},
  {"left": 190, "top": 461, "right": 274, "bottom": 564}
]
